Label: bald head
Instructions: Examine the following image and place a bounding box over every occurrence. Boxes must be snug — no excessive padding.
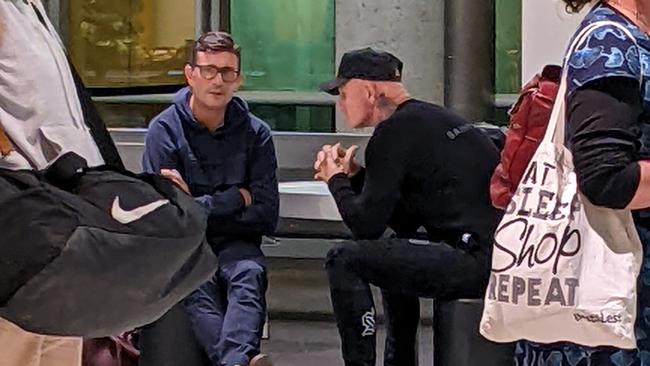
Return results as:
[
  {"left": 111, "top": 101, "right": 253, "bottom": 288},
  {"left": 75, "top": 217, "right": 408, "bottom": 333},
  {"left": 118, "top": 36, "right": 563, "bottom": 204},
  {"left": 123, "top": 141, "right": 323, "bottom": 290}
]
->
[{"left": 337, "top": 79, "right": 411, "bottom": 129}]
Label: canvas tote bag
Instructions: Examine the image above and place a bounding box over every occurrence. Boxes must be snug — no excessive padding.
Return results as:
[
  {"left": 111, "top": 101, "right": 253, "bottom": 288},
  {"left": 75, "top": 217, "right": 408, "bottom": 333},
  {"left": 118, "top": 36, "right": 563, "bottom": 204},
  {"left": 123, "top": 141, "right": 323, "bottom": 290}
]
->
[{"left": 479, "top": 20, "right": 644, "bottom": 349}]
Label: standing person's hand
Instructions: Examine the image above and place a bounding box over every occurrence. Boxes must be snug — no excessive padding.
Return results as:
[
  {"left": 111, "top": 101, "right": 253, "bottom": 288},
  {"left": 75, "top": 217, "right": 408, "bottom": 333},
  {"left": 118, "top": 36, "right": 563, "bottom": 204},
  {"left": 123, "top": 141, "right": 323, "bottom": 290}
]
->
[
  {"left": 239, "top": 187, "right": 253, "bottom": 207},
  {"left": 160, "top": 169, "right": 190, "bottom": 194}
]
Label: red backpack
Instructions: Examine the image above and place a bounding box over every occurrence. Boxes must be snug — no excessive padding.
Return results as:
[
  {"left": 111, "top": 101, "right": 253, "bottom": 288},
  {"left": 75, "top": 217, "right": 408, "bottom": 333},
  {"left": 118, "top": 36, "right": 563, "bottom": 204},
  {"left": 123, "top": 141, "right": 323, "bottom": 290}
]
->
[{"left": 490, "top": 64, "right": 562, "bottom": 209}]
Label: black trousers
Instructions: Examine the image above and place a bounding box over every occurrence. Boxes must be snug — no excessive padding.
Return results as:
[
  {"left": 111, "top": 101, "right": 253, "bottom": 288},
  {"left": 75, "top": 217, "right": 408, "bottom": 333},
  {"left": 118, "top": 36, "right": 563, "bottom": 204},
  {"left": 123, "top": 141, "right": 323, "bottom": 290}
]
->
[{"left": 325, "top": 238, "right": 490, "bottom": 366}]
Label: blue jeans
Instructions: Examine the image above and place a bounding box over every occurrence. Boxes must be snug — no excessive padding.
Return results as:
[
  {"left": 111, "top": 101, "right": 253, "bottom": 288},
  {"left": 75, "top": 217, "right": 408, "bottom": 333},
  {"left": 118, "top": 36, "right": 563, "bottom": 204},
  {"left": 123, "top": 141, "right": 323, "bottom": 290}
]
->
[
  {"left": 184, "top": 240, "right": 267, "bottom": 366},
  {"left": 515, "top": 225, "right": 650, "bottom": 366}
]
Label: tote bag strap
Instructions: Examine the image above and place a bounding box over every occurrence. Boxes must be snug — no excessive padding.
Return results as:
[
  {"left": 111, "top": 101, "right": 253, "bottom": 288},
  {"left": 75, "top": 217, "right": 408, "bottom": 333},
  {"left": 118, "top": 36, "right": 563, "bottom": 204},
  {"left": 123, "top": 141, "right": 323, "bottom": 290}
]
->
[{"left": 544, "top": 20, "right": 640, "bottom": 145}]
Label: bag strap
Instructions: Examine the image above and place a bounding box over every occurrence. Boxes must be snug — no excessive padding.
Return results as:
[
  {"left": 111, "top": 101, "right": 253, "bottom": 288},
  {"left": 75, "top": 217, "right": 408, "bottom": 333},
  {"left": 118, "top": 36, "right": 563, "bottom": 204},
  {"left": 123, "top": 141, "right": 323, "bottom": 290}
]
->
[
  {"left": 544, "top": 20, "right": 640, "bottom": 145},
  {"left": 29, "top": 3, "right": 125, "bottom": 170}
]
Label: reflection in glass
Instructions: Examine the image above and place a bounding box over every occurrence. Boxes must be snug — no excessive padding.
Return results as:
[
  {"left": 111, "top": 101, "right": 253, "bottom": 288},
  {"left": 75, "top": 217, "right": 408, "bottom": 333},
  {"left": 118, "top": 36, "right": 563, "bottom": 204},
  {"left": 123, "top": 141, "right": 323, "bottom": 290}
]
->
[
  {"left": 250, "top": 104, "right": 333, "bottom": 132},
  {"left": 95, "top": 102, "right": 334, "bottom": 132},
  {"left": 495, "top": 0, "right": 522, "bottom": 95},
  {"left": 68, "top": 0, "right": 195, "bottom": 88}
]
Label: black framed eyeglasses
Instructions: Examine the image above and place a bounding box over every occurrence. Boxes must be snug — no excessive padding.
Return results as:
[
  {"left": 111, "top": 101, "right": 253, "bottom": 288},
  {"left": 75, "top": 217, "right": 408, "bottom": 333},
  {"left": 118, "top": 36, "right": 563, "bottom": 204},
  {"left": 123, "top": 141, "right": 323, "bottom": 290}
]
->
[{"left": 191, "top": 64, "right": 240, "bottom": 82}]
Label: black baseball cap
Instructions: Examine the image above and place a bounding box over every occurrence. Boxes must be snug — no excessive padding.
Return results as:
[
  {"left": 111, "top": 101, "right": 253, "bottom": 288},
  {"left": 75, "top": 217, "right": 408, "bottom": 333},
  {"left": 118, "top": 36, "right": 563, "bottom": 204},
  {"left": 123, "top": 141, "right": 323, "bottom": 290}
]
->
[{"left": 319, "top": 48, "right": 404, "bottom": 95}]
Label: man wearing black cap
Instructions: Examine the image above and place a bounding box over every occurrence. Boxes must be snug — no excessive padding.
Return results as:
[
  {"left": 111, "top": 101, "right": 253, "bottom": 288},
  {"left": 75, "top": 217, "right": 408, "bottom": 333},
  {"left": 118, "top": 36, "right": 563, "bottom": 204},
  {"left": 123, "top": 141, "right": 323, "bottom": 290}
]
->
[{"left": 315, "top": 48, "right": 502, "bottom": 366}]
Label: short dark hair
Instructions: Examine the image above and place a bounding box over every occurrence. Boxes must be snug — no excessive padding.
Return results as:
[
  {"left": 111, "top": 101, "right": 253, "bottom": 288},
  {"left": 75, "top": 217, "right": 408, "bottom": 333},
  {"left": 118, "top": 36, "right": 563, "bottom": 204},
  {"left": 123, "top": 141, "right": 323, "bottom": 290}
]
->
[
  {"left": 562, "top": 0, "right": 594, "bottom": 13},
  {"left": 189, "top": 31, "right": 241, "bottom": 70}
]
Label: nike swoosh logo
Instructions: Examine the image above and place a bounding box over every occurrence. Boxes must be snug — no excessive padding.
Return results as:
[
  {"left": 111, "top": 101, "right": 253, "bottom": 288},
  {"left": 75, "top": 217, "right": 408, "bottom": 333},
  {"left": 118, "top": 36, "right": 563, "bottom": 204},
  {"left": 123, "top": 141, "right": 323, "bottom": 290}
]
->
[{"left": 111, "top": 196, "right": 170, "bottom": 224}]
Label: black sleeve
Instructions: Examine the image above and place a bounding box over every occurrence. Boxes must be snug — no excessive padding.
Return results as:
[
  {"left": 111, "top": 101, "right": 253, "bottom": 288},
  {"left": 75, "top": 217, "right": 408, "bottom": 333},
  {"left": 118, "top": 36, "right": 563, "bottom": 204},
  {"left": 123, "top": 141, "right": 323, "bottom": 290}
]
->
[
  {"left": 567, "top": 77, "right": 642, "bottom": 209},
  {"left": 332, "top": 165, "right": 420, "bottom": 237},
  {"left": 327, "top": 128, "right": 408, "bottom": 240},
  {"left": 350, "top": 167, "right": 366, "bottom": 194}
]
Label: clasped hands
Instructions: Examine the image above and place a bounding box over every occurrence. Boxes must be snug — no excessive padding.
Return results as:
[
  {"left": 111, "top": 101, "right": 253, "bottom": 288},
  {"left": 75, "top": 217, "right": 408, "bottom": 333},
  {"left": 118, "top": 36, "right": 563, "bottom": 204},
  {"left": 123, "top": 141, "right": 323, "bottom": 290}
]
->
[{"left": 313, "top": 142, "right": 360, "bottom": 182}]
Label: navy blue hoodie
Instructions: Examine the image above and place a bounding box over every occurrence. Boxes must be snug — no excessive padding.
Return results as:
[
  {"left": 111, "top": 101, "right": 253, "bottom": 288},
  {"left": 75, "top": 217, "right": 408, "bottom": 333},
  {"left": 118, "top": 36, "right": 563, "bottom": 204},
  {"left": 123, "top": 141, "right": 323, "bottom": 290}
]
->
[{"left": 142, "top": 87, "right": 279, "bottom": 244}]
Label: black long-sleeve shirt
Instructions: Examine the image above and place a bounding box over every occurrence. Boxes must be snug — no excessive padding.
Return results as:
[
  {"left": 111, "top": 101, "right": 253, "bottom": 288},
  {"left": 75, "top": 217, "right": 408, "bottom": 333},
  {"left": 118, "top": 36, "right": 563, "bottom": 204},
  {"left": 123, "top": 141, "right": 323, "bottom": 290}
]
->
[
  {"left": 327, "top": 100, "right": 502, "bottom": 250},
  {"left": 567, "top": 77, "right": 644, "bottom": 209}
]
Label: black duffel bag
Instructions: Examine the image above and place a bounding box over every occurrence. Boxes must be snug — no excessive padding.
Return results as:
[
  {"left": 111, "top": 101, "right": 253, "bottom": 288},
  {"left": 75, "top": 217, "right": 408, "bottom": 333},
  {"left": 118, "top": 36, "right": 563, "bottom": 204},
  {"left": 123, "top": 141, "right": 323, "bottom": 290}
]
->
[{"left": 0, "top": 152, "right": 217, "bottom": 337}]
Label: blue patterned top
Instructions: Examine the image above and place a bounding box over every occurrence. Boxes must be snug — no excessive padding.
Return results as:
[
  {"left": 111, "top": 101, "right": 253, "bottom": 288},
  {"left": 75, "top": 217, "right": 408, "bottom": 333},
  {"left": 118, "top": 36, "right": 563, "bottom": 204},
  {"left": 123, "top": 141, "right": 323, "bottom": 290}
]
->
[
  {"left": 566, "top": 3, "right": 650, "bottom": 103},
  {"left": 566, "top": 3, "right": 650, "bottom": 157}
]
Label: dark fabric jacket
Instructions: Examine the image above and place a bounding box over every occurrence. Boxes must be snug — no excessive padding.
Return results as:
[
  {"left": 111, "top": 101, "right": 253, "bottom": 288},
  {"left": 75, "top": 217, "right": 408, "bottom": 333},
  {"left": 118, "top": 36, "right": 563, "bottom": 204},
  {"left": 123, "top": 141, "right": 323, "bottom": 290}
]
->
[{"left": 143, "top": 87, "right": 279, "bottom": 244}]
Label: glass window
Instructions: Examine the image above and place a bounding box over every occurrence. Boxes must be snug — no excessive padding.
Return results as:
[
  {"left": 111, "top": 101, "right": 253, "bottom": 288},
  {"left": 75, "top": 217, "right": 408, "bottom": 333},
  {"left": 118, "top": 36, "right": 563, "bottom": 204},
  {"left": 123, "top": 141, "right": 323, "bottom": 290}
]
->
[
  {"left": 93, "top": 101, "right": 334, "bottom": 132},
  {"left": 495, "top": 0, "right": 522, "bottom": 95},
  {"left": 64, "top": 0, "right": 337, "bottom": 132},
  {"left": 229, "top": 0, "right": 336, "bottom": 132},
  {"left": 93, "top": 102, "right": 167, "bottom": 128},
  {"left": 67, "top": 0, "right": 195, "bottom": 88},
  {"left": 249, "top": 104, "right": 333, "bottom": 132},
  {"left": 229, "top": 0, "right": 335, "bottom": 91}
]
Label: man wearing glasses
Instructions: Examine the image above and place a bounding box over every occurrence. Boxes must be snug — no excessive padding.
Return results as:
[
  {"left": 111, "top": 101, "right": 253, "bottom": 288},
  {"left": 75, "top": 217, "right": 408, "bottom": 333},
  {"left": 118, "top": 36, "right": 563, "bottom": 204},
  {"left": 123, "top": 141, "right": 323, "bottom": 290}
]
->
[{"left": 142, "top": 32, "right": 277, "bottom": 366}]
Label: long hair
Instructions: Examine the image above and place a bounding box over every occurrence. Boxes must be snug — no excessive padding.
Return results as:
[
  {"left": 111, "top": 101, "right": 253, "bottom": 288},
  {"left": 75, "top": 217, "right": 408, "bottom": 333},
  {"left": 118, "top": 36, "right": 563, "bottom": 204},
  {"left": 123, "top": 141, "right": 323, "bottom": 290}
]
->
[{"left": 563, "top": 0, "right": 596, "bottom": 13}]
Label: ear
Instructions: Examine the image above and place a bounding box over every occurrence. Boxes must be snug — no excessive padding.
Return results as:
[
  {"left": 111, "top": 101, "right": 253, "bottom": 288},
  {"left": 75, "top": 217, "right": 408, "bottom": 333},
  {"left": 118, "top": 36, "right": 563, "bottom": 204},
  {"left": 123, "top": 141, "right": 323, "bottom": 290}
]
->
[
  {"left": 233, "top": 73, "right": 244, "bottom": 91},
  {"left": 184, "top": 64, "right": 194, "bottom": 86},
  {"left": 366, "top": 82, "right": 379, "bottom": 104}
]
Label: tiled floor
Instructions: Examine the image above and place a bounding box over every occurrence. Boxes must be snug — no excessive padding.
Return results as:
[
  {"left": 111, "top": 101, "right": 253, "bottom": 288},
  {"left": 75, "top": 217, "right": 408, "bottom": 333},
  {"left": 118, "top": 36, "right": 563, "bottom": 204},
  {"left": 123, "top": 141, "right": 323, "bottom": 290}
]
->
[{"left": 261, "top": 320, "right": 433, "bottom": 366}]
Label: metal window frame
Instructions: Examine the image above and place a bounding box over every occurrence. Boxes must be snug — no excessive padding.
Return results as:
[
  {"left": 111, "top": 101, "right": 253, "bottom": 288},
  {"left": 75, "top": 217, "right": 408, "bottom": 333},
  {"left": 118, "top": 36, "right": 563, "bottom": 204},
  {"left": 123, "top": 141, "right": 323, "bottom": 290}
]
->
[{"left": 216, "top": 0, "right": 229, "bottom": 31}]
